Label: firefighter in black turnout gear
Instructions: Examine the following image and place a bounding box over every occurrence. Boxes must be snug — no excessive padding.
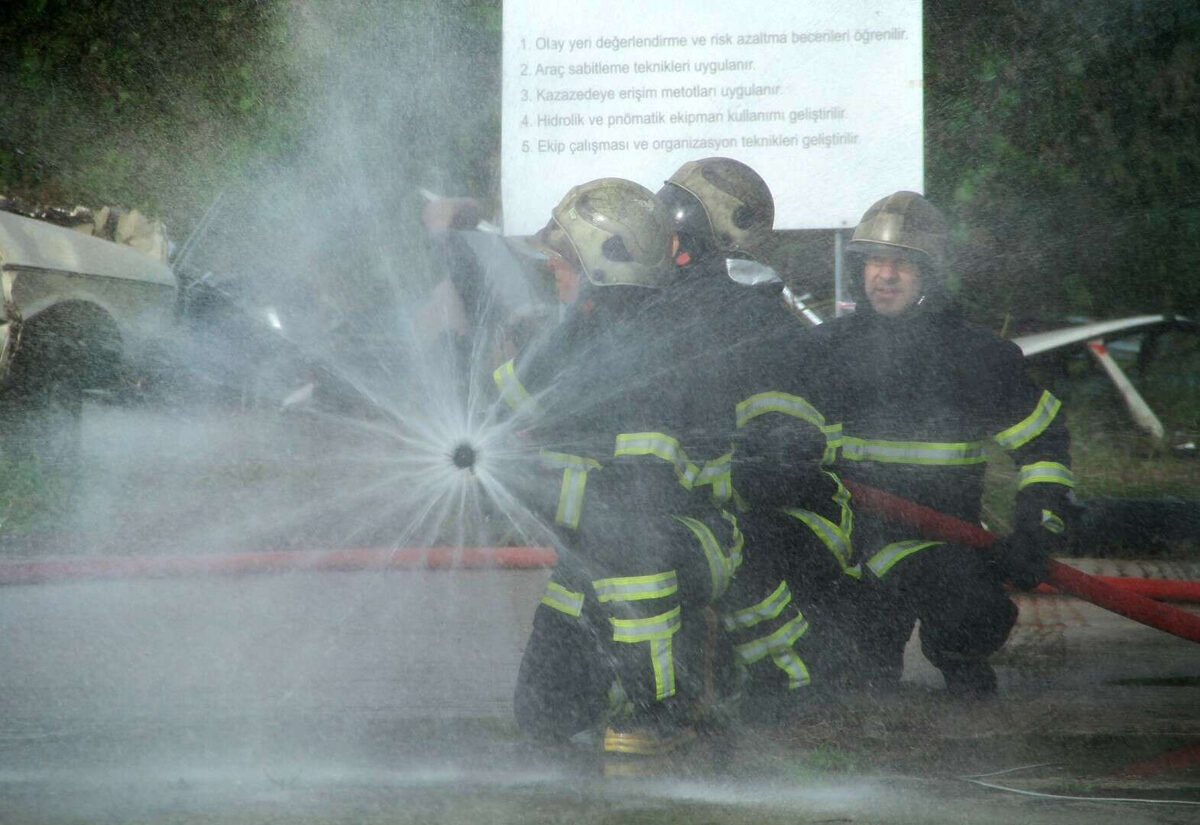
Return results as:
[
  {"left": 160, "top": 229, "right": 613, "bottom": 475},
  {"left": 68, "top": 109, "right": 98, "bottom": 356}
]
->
[
  {"left": 658, "top": 156, "right": 819, "bottom": 328},
  {"left": 501, "top": 178, "right": 748, "bottom": 756},
  {"left": 800, "top": 191, "right": 1076, "bottom": 695},
  {"left": 656, "top": 157, "right": 838, "bottom": 714}
]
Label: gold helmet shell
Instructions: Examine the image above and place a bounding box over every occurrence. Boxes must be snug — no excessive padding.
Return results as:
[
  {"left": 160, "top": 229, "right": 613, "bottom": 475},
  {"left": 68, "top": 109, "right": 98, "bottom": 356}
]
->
[
  {"left": 541, "top": 178, "right": 675, "bottom": 288},
  {"left": 663, "top": 157, "right": 774, "bottom": 254},
  {"left": 846, "top": 190, "right": 947, "bottom": 269}
]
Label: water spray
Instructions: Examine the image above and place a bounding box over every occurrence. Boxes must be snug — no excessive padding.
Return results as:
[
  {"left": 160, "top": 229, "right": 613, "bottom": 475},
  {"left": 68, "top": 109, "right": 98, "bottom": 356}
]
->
[{"left": 450, "top": 441, "right": 479, "bottom": 471}]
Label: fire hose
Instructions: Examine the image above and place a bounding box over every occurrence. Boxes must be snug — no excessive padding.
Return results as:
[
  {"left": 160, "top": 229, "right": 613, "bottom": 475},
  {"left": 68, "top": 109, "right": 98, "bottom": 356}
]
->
[{"left": 842, "top": 480, "right": 1200, "bottom": 645}]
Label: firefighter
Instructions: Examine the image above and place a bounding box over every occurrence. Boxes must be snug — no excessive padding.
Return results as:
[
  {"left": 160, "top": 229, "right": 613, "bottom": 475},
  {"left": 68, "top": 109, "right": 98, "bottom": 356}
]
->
[
  {"left": 499, "top": 178, "right": 748, "bottom": 755},
  {"left": 655, "top": 157, "right": 843, "bottom": 715},
  {"left": 798, "top": 191, "right": 1076, "bottom": 695},
  {"left": 657, "top": 156, "right": 821, "bottom": 326}
]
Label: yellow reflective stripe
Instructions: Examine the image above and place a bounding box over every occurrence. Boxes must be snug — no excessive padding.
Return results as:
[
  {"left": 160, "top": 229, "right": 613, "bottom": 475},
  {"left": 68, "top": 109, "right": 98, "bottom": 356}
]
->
[
  {"left": 841, "top": 436, "right": 987, "bottom": 466},
  {"left": 492, "top": 359, "right": 540, "bottom": 416},
  {"left": 539, "top": 451, "right": 602, "bottom": 529},
  {"left": 723, "top": 581, "right": 791, "bottom": 631},
  {"left": 734, "top": 612, "right": 810, "bottom": 665},
  {"left": 605, "top": 679, "right": 632, "bottom": 719},
  {"left": 610, "top": 605, "right": 682, "bottom": 641},
  {"left": 613, "top": 432, "right": 700, "bottom": 488},
  {"left": 731, "top": 489, "right": 750, "bottom": 513},
  {"left": 1041, "top": 509, "right": 1066, "bottom": 535},
  {"left": 994, "top": 390, "right": 1061, "bottom": 451},
  {"left": 781, "top": 506, "right": 860, "bottom": 579},
  {"left": 772, "top": 650, "right": 812, "bottom": 689},
  {"left": 721, "top": 509, "right": 745, "bottom": 570},
  {"left": 695, "top": 452, "right": 733, "bottom": 503},
  {"left": 728, "top": 588, "right": 815, "bottom": 689},
  {"left": 593, "top": 572, "right": 678, "bottom": 603},
  {"left": 821, "top": 423, "right": 843, "bottom": 465},
  {"left": 866, "top": 539, "right": 944, "bottom": 578},
  {"left": 1017, "top": 461, "right": 1076, "bottom": 490},
  {"left": 611, "top": 606, "right": 682, "bottom": 699},
  {"left": 735, "top": 391, "right": 826, "bottom": 429},
  {"left": 558, "top": 467, "right": 588, "bottom": 528},
  {"left": 651, "top": 638, "right": 675, "bottom": 699},
  {"left": 540, "top": 581, "right": 584, "bottom": 618},
  {"left": 674, "top": 515, "right": 739, "bottom": 601},
  {"left": 538, "top": 450, "right": 602, "bottom": 471},
  {"left": 828, "top": 469, "right": 855, "bottom": 541}
]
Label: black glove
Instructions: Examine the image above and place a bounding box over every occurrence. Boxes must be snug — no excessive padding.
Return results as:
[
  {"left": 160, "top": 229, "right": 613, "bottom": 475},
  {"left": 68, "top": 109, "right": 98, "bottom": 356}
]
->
[
  {"left": 995, "top": 489, "right": 1072, "bottom": 590},
  {"left": 731, "top": 419, "right": 829, "bottom": 508}
]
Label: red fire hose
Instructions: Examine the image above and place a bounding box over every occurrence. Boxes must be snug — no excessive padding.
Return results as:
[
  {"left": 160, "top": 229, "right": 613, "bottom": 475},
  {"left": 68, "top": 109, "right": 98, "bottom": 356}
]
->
[{"left": 842, "top": 480, "right": 1200, "bottom": 645}]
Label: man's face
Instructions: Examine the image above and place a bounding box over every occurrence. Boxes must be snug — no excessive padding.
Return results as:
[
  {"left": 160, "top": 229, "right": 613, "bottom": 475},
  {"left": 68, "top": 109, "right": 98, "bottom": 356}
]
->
[
  {"left": 863, "top": 254, "right": 921, "bottom": 317},
  {"left": 547, "top": 253, "right": 582, "bottom": 304}
]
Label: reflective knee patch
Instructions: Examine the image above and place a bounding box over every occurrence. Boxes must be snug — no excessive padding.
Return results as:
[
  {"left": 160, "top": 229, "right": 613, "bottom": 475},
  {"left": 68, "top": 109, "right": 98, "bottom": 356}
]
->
[{"left": 725, "top": 582, "right": 813, "bottom": 690}]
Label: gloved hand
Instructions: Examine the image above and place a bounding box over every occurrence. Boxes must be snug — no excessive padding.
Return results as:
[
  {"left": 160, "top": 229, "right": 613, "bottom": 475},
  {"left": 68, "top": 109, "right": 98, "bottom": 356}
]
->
[
  {"left": 995, "top": 489, "right": 1071, "bottom": 590},
  {"left": 730, "top": 419, "right": 829, "bottom": 508}
]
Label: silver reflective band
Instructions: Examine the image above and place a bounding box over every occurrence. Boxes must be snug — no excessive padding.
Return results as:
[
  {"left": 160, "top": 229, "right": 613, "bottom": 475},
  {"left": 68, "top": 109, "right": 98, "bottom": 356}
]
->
[
  {"left": 734, "top": 612, "right": 810, "bottom": 665},
  {"left": 866, "top": 539, "right": 944, "bottom": 578},
  {"left": 732, "top": 612, "right": 813, "bottom": 690},
  {"left": 1040, "top": 509, "right": 1066, "bottom": 535},
  {"left": 613, "top": 432, "right": 701, "bottom": 488},
  {"left": 1017, "top": 461, "right": 1076, "bottom": 490},
  {"left": 650, "top": 637, "right": 675, "bottom": 699},
  {"left": 610, "top": 606, "right": 683, "bottom": 641},
  {"left": 773, "top": 651, "right": 812, "bottom": 689},
  {"left": 611, "top": 607, "right": 682, "bottom": 700},
  {"left": 821, "top": 423, "right": 843, "bottom": 465},
  {"left": 841, "top": 436, "right": 986, "bottom": 466},
  {"left": 674, "top": 515, "right": 739, "bottom": 602},
  {"left": 782, "top": 506, "right": 859, "bottom": 578},
  {"left": 593, "top": 571, "right": 679, "bottom": 603},
  {"left": 736, "top": 391, "right": 826, "bottom": 429},
  {"left": 724, "top": 580, "right": 791, "bottom": 631},
  {"left": 539, "top": 451, "right": 603, "bottom": 470},
  {"left": 695, "top": 453, "right": 733, "bottom": 502},
  {"left": 994, "top": 390, "right": 1061, "bottom": 451},
  {"left": 540, "top": 581, "right": 584, "bottom": 617},
  {"left": 539, "top": 451, "right": 602, "bottom": 529},
  {"left": 492, "top": 358, "right": 541, "bottom": 416}
]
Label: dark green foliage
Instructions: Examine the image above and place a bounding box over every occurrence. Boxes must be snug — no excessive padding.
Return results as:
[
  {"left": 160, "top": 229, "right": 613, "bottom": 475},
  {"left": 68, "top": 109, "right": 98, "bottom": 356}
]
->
[
  {"left": 926, "top": 0, "right": 1200, "bottom": 326},
  {"left": 0, "top": 0, "right": 304, "bottom": 227},
  {"left": 2, "top": 0, "right": 1197, "bottom": 323}
]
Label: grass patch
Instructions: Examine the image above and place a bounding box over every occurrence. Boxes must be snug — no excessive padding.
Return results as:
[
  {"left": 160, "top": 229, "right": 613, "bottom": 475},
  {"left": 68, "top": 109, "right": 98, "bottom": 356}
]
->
[{"left": 0, "top": 455, "right": 77, "bottom": 537}]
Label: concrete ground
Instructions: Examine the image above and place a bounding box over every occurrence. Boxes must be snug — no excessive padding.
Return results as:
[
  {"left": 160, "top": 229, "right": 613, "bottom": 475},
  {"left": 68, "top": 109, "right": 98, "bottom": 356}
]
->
[
  {"left": 0, "top": 562, "right": 1197, "bottom": 825},
  {"left": 2, "top": 403, "right": 1198, "bottom": 822}
]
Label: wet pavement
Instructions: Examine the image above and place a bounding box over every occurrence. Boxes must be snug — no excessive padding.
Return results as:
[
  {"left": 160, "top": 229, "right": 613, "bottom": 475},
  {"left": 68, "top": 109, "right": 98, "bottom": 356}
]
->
[
  {"left": 2, "top": 404, "right": 1198, "bottom": 822},
  {"left": 0, "top": 564, "right": 1197, "bottom": 824}
]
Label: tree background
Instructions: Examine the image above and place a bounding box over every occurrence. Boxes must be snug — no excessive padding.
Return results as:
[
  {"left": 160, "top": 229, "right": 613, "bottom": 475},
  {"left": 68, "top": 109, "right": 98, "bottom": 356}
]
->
[{"left": 2, "top": 0, "right": 1198, "bottom": 328}]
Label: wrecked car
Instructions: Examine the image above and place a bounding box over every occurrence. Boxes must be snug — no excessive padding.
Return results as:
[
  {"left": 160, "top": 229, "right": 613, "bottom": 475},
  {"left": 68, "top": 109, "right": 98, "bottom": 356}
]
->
[{"left": 0, "top": 205, "right": 177, "bottom": 407}]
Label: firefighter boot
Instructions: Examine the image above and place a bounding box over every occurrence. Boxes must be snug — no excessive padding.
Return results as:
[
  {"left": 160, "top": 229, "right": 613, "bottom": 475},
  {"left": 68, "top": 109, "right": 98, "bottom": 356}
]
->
[
  {"left": 601, "top": 699, "right": 698, "bottom": 758},
  {"left": 940, "top": 659, "right": 998, "bottom": 698}
]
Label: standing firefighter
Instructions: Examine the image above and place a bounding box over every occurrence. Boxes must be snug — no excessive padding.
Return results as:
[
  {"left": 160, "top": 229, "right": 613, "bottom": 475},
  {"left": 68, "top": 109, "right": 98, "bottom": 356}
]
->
[
  {"left": 499, "top": 179, "right": 745, "bottom": 757},
  {"left": 803, "top": 191, "right": 1075, "bottom": 695}
]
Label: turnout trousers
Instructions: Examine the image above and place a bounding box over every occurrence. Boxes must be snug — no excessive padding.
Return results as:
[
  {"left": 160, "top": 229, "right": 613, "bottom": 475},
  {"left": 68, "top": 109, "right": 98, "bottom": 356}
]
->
[
  {"left": 513, "top": 508, "right": 741, "bottom": 743},
  {"left": 846, "top": 531, "right": 1019, "bottom": 686}
]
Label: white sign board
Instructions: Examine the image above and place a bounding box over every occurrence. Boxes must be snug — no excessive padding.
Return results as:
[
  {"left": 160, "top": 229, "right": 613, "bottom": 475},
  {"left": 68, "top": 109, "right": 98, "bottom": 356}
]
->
[{"left": 501, "top": 0, "right": 923, "bottom": 234}]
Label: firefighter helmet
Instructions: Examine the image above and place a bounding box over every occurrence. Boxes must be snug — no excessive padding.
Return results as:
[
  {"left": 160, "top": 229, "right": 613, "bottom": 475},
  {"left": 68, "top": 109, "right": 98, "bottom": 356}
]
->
[
  {"left": 540, "top": 178, "right": 675, "bottom": 288},
  {"left": 659, "top": 157, "right": 774, "bottom": 256},
  {"left": 845, "top": 191, "right": 948, "bottom": 271}
]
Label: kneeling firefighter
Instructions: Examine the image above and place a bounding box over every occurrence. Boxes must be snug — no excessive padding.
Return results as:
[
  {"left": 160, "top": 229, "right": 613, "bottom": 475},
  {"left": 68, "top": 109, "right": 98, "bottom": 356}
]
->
[
  {"left": 658, "top": 157, "right": 854, "bottom": 713},
  {"left": 798, "top": 191, "right": 1076, "bottom": 695},
  {"left": 497, "top": 178, "right": 750, "bottom": 756},
  {"left": 658, "top": 156, "right": 823, "bottom": 327}
]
